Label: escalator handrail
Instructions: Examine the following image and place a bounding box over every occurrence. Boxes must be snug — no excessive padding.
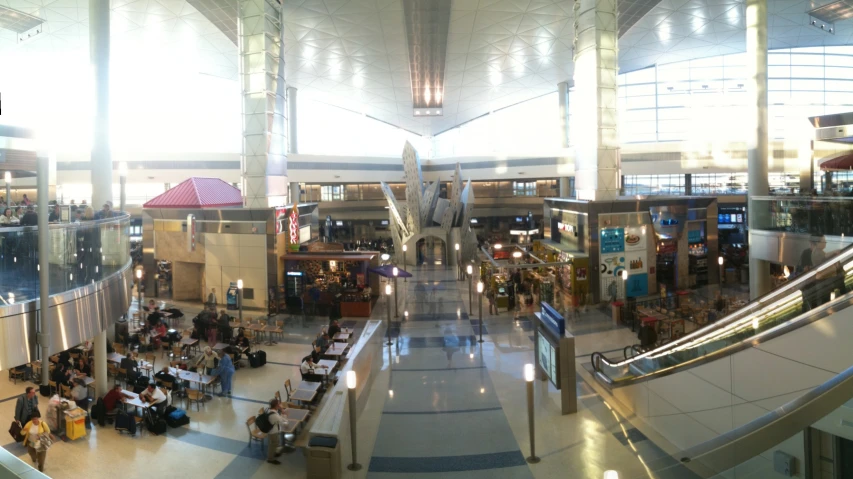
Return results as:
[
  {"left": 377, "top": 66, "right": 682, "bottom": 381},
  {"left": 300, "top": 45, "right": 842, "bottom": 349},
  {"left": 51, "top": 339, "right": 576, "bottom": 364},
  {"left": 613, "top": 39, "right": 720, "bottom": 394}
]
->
[
  {"left": 672, "top": 358, "right": 853, "bottom": 476},
  {"left": 592, "top": 242, "right": 853, "bottom": 374},
  {"left": 591, "top": 291, "right": 853, "bottom": 388}
]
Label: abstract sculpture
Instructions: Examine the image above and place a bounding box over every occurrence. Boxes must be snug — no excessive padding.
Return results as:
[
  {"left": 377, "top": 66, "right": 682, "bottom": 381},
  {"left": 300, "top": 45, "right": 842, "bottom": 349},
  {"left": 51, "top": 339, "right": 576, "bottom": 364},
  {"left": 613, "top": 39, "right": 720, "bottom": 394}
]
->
[{"left": 381, "top": 142, "right": 477, "bottom": 266}]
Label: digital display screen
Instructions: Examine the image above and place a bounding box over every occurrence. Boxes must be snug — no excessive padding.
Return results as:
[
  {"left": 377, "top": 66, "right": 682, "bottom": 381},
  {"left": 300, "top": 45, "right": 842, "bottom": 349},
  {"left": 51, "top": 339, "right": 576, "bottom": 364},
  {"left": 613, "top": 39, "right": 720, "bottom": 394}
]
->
[
  {"left": 538, "top": 333, "right": 558, "bottom": 387},
  {"left": 381, "top": 220, "right": 389, "bottom": 225},
  {"left": 515, "top": 217, "right": 523, "bottom": 222},
  {"left": 335, "top": 221, "right": 343, "bottom": 226}
]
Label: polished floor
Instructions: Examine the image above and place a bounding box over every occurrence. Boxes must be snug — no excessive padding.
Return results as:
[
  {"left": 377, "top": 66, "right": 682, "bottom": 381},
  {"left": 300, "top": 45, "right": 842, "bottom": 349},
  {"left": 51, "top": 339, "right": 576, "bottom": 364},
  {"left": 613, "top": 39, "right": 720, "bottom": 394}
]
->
[{"left": 0, "top": 264, "right": 699, "bottom": 478}]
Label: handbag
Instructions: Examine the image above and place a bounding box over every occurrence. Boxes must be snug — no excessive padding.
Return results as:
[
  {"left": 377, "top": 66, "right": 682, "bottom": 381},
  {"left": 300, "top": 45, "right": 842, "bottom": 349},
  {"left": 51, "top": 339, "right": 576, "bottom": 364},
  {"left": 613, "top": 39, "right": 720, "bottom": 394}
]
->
[
  {"left": 8, "top": 421, "right": 23, "bottom": 442},
  {"left": 36, "top": 431, "right": 52, "bottom": 452}
]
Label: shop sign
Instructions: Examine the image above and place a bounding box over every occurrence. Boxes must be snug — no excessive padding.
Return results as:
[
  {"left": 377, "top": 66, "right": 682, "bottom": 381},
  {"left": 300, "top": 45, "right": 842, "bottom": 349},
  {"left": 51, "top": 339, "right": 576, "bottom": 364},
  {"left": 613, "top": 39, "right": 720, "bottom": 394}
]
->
[
  {"left": 275, "top": 207, "right": 288, "bottom": 234},
  {"left": 688, "top": 230, "right": 702, "bottom": 243},
  {"left": 510, "top": 229, "right": 539, "bottom": 235},
  {"left": 288, "top": 205, "right": 300, "bottom": 252},
  {"left": 539, "top": 301, "right": 565, "bottom": 337},
  {"left": 558, "top": 222, "right": 575, "bottom": 234}
]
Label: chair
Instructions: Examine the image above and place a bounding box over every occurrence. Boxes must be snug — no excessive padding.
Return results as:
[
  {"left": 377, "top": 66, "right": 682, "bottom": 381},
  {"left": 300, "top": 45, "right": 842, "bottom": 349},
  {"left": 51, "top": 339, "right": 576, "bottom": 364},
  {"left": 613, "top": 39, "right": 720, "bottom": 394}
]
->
[
  {"left": 117, "top": 368, "right": 128, "bottom": 386},
  {"left": 48, "top": 380, "right": 57, "bottom": 396},
  {"left": 32, "top": 362, "right": 42, "bottom": 380},
  {"left": 185, "top": 388, "right": 205, "bottom": 411},
  {"left": 245, "top": 417, "right": 267, "bottom": 451},
  {"left": 8, "top": 367, "right": 25, "bottom": 384},
  {"left": 113, "top": 343, "right": 126, "bottom": 355},
  {"left": 275, "top": 320, "right": 285, "bottom": 341},
  {"left": 285, "top": 401, "right": 305, "bottom": 410},
  {"left": 145, "top": 354, "right": 156, "bottom": 372},
  {"left": 60, "top": 384, "right": 72, "bottom": 399},
  {"left": 275, "top": 390, "right": 282, "bottom": 403},
  {"left": 160, "top": 380, "right": 174, "bottom": 390},
  {"left": 134, "top": 416, "right": 146, "bottom": 436},
  {"left": 171, "top": 345, "right": 183, "bottom": 360},
  {"left": 284, "top": 379, "right": 293, "bottom": 401}
]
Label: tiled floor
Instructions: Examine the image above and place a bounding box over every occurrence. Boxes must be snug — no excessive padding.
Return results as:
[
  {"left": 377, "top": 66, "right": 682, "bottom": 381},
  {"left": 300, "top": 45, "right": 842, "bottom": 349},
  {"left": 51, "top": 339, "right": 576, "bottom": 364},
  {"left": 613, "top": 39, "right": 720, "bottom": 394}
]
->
[{"left": 0, "top": 264, "right": 699, "bottom": 478}]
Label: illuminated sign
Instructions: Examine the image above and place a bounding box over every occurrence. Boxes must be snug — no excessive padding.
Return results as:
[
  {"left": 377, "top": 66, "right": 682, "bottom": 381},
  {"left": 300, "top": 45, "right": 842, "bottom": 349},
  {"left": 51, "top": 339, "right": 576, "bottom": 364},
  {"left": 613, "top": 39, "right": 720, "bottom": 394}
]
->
[
  {"left": 289, "top": 205, "right": 300, "bottom": 252},
  {"left": 510, "top": 229, "right": 539, "bottom": 235},
  {"left": 286, "top": 271, "right": 303, "bottom": 277}
]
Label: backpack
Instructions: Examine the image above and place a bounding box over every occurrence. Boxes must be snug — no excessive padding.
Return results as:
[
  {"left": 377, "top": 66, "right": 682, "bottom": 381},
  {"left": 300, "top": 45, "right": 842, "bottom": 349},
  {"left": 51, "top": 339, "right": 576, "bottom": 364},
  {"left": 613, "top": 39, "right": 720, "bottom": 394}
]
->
[{"left": 255, "top": 410, "right": 274, "bottom": 433}]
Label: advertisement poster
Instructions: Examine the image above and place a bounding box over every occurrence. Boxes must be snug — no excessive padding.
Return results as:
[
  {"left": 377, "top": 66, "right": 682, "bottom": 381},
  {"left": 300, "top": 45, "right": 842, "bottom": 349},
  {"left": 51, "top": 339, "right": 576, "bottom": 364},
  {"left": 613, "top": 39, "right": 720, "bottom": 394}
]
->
[
  {"left": 624, "top": 226, "right": 645, "bottom": 252},
  {"left": 600, "top": 228, "right": 625, "bottom": 254},
  {"left": 626, "top": 273, "right": 649, "bottom": 297}
]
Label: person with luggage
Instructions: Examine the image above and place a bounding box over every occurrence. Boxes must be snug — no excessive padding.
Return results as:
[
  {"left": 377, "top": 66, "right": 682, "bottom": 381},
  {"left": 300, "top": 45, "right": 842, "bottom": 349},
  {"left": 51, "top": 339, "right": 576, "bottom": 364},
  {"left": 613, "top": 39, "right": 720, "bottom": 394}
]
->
[
  {"left": 14, "top": 387, "right": 38, "bottom": 425},
  {"left": 257, "top": 398, "right": 289, "bottom": 465},
  {"left": 212, "top": 350, "right": 235, "bottom": 397},
  {"left": 103, "top": 384, "right": 125, "bottom": 414},
  {"left": 21, "top": 409, "right": 53, "bottom": 472},
  {"left": 140, "top": 383, "right": 168, "bottom": 417}
]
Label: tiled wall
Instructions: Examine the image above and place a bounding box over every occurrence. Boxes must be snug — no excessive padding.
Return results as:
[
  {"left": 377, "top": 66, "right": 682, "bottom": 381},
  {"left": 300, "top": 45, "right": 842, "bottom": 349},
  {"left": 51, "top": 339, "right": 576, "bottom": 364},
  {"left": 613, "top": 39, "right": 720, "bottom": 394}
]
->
[{"left": 203, "top": 233, "right": 268, "bottom": 309}]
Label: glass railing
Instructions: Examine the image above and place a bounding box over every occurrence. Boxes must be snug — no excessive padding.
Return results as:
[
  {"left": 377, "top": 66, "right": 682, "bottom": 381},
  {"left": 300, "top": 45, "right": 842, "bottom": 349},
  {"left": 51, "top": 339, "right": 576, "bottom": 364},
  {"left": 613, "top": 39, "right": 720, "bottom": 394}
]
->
[
  {"left": 0, "top": 214, "right": 130, "bottom": 305},
  {"left": 592, "top": 241, "right": 853, "bottom": 386},
  {"left": 751, "top": 195, "right": 853, "bottom": 236}
]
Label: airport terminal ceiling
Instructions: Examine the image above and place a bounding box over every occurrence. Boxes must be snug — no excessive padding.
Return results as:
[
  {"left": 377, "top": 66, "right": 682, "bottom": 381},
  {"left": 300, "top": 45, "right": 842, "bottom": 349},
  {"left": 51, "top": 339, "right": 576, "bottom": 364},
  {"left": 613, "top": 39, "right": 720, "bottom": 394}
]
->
[{"left": 2, "top": 0, "right": 853, "bottom": 140}]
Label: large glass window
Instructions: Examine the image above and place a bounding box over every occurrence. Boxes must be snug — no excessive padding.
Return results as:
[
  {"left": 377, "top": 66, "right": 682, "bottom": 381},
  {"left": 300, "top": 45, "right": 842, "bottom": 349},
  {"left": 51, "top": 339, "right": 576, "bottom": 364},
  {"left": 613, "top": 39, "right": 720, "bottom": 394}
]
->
[
  {"left": 513, "top": 181, "right": 537, "bottom": 196},
  {"left": 321, "top": 185, "right": 345, "bottom": 202}
]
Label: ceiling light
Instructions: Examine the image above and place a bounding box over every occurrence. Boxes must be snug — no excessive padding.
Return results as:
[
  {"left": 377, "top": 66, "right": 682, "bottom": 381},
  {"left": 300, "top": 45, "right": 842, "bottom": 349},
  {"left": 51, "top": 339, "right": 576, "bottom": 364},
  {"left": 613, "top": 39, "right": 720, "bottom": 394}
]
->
[
  {"left": 424, "top": 86, "right": 431, "bottom": 105},
  {"left": 415, "top": 111, "right": 420, "bottom": 115},
  {"left": 436, "top": 109, "right": 441, "bottom": 115},
  {"left": 425, "top": 110, "right": 430, "bottom": 115}
]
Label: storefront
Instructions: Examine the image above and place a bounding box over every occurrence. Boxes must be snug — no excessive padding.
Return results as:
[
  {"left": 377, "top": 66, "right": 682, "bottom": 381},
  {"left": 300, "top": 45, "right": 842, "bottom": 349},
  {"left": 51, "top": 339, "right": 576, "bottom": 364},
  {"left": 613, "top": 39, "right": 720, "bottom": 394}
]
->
[
  {"left": 282, "top": 252, "right": 379, "bottom": 317},
  {"left": 543, "top": 197, "right": 720, "bottom": 303}
]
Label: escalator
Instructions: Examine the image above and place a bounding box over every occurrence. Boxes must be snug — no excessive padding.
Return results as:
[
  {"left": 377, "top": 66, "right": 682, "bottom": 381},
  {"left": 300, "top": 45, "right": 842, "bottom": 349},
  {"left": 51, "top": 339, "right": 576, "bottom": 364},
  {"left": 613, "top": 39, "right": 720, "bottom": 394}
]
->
[{"left": 588, "top": 243, "right": 853, "bottom": 477}]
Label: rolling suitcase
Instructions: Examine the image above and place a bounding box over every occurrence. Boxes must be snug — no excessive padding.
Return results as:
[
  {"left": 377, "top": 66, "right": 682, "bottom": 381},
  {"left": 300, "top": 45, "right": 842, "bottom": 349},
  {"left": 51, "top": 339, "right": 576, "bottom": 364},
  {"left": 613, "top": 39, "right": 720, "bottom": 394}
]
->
[
  {"left": 145, "top": 409, "right": 167, "bottom": 435},
  {"left": 248, "top": 352, "right": 261, "bottom": 368},
  {"left": 255, "top": 350, "right": 267, "bottom": 367},
  {"left": 115, "top": 410, "right": 136, "bottom": 435}
]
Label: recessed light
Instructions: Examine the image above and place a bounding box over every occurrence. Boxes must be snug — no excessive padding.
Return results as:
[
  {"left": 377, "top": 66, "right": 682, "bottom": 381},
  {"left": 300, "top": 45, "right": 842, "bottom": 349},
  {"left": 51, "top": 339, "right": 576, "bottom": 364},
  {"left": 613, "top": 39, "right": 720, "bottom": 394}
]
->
[
  {"left": 415, "top": 111, "right": 420, "bottom": 115},
  {"left": 425, "top": 110, "right": 431, "bottom": 114}
]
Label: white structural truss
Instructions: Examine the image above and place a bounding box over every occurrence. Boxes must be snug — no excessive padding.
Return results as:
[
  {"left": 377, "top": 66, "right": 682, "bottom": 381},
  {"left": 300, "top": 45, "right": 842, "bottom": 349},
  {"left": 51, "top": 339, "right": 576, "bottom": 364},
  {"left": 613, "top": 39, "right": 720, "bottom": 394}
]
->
[{"left": 382, "top": 141, "right": 477, "bottom": 267}]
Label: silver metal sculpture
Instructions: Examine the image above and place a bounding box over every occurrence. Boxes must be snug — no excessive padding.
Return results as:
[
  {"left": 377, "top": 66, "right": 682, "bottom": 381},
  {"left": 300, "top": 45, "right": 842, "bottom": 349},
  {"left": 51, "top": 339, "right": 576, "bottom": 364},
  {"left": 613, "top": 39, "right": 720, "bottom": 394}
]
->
[{"left": 381, "top": 141, "right": 477, "bottom": 267}]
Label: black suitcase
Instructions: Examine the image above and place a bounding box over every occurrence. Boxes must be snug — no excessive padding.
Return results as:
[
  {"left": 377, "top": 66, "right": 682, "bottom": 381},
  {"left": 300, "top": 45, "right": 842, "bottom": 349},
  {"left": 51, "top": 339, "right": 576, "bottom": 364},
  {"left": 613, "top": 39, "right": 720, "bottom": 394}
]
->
[
  {"left": 145, "top": 410, "right": 167, "bottom": 435},
  {"left": 166, "top": 415, "right": 190, "bottom": 428},
  {"left": 93, "top": 398, "right": 106, "bottom": 427},
  {"left": 255, "top": 350, "right": 267, "bottom": 366},
  {"left": 248, "top": 352, "right": 261, "bottom": 368},
  {"left": 115, "top": 410, "right": 136, "bottom": 435}
]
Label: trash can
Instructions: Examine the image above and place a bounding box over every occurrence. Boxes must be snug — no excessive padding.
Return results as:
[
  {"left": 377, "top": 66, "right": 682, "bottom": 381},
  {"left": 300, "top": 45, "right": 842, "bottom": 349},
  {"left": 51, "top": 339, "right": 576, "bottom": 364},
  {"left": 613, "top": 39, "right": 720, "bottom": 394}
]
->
[
  {"left": 65, "top": 412, "right": 87, "bottom": 440},
  {"left": 306, "top": 436, "right": 341, "bottom": 479},
  {"left": 611, "top": 301, "right": 623, "bottom": 325}
]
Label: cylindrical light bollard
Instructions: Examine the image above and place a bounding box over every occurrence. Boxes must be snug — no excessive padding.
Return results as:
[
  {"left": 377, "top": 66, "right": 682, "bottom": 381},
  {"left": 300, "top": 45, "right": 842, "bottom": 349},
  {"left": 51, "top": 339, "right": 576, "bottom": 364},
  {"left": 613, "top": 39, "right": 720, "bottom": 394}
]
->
[
  {"left": 346, "top": 371, "right": 361, "bottom": 470},
  {"left": 385, "top": 283, "right": 393, "bottom": 346},
  {"left": 467, "top": 264, "right": 473, "bottom": 314},
  {"left": 455, "top": 243, "right": 461, "bottom": 280},
  {"left": 477, "top": 281, "right": 484, "bottom": 343},
  {"left": 525, "top": 363, "right": 539, "bottom": 463},
  {"left": 393, "top": 267, "right": 399, "bottom": 318},
  {"left": 237, "top": 279, "right": 244, "bottom": 323}
]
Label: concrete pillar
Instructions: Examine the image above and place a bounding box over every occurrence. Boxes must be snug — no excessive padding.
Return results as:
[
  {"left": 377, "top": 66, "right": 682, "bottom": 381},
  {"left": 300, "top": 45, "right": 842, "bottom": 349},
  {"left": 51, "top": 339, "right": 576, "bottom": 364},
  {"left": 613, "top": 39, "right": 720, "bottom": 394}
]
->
[
  {"left": 239, "top": 0, "right": 288, "bottom": 208},
  {"left": 800, "top": 140, "right": 815, "bottom": 194},
  {"left": 89, "top": 0, "right": 111, "bottom": 398},
  {"left": 290, "top": 181, "right": 300, "bottom": 205},
  {"left": 558, "top": 81, "right": 570, "bottom": 148},
  {"left": 288, "top": 86, "right": 298, "bottom": 154},
  {"left": 746, "top": 0, "right": 771, "bottom": 300},
  {"left": 571, "top": 0, "right": 620, "bottom": 201},
  {"left": 559, "top": 178, "right": 571, "bottom": 197},
  {"left": 37, "top": 157, "right": 50, "bottom": 389}
]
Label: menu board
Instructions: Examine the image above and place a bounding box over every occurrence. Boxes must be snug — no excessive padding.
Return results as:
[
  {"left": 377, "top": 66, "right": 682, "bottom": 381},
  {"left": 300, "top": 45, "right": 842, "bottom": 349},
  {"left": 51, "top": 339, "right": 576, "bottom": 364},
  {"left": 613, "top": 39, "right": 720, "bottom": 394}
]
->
[
  {"left": 600, "top": 228, "right": 625, "bottom": 254},
  {"left": 538, "top": 332, "right": 559, "bottom": 387}
]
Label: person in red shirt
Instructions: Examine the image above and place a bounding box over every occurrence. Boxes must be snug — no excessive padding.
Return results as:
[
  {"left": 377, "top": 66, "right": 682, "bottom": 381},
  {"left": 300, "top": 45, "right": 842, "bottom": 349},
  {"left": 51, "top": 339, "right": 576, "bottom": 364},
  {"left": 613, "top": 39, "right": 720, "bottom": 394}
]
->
[{"left": 103, "top": 384, "right": 125, "bottom": 414}]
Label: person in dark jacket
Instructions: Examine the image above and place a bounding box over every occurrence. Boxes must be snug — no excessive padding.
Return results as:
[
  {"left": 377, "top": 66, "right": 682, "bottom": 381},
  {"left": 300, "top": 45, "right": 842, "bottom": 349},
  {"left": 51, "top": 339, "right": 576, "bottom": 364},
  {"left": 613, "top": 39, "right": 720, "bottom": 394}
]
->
[
  {"left": 52, "top": 363, "right": 72, "bottom": 388},
  {"left": 119, "top": 353, "right": 140, "bottom": 383},
  {"left": 19, "top": 205, "right": 37, "bottom": 226},
  {"left": 638, "top": 321, "right": 658, "bottom": 349}
]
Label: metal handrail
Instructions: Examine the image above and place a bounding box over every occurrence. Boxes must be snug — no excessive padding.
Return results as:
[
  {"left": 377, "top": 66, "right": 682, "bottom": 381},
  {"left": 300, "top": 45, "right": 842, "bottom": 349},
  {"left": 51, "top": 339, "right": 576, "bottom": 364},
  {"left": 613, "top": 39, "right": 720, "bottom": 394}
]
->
[{"left": 590, "top": 242, "right": 853, "bottom": 388}]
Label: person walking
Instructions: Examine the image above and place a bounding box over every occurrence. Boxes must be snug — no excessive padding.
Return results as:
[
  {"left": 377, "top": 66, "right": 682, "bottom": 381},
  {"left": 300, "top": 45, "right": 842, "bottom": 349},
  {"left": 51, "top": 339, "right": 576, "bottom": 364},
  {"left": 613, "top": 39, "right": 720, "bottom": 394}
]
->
[
  {"left": 214, "top": 350, "right": 235, "bottom": 397},
  {"left": 263, "top": 398, "right": 289, "bottom": 465},
  {"left": 21, "top": 409, "right": 53, "bottom": 473},
  {"left": 207, "top": 288, "right": 217, "bottom": 309},
  {"left": 487, "top": 288, "right": 498, "bottom": 315},
  {"left": 14, "top": 387, "right": 38, "bottom": 425}
]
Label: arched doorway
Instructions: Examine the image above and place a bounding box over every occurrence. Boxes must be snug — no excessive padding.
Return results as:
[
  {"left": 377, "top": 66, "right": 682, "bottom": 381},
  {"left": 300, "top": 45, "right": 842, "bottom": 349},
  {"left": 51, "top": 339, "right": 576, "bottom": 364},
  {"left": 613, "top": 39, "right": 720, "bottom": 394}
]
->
[{"left": 416, "top": 236, "right": 447, "bottom": 266}]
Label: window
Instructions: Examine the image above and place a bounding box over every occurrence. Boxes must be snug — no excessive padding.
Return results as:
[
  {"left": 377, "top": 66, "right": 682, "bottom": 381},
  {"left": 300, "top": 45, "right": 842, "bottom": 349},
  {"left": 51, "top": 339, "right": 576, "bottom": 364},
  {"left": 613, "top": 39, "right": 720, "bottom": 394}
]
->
[
  {"left": 321, "top": 185, "right": 344, "bottom": 202},
  {"left": 513, "top": 181, "right": 537, "bottom": 196}
]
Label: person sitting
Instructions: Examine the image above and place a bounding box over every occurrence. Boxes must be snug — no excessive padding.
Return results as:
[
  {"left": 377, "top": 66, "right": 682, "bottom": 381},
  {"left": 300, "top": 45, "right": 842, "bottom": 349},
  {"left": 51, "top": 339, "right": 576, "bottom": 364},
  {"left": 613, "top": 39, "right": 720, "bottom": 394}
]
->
[
  {"left": 0, "top": 208, "right": 19, "bottom": 226},
  {"left": 328, "top": 319, "right": 341, "bottom": 339},
  {"left": 300, "top": 356, "right": 327, "bottom": 382},
  {"left": 145, "top": 299, "right": 156, "bottom": 313},
  {"left": 19, "top": 205, "right": 37, "bottom": 226},
  {"left": 75, "top": 357, "right": 91, "bottom": 377},
  {"left": 314, "top": 333, "right": 330, "bottom": 352},
  {"left": 139, "top": 382, "right": 167, "bottom": 417},
  {"left": 234, "top": 329, "right": 251, "bottom": 352},
  {"left": 310, "top": 344, "right": 323, "bottom": 364},
  {"left": 147, "top": 307, "right": 163, "bottom": 327},
  {"left": 51, "top": 362, "right": 72, "bottom": 388},
  {"left": 154, "top": 366, "right": 176, "bottom": 388},
  {"left": 48, "top": 205, "right": 61, "bottom": 223},
  {"left": 103, "top": 384, "right": 124, "bottom": 415},
  {"left": 70, "top": 379, "right": 89, "bottom": 411},
  {"left": 119, "top": 352, "right": 140, "bottom": 384}
]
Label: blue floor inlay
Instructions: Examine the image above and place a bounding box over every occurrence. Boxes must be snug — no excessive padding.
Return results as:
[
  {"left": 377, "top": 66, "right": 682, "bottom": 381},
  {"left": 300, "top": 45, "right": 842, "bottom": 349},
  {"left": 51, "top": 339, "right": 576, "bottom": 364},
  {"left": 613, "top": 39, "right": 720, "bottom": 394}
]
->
[
  {"left": 612, "top": 427, "right": 649, "bottom": 446},
  {"left": 383, "top": 406, "right": 503, "bottom": 415},
  {"left": 266, "top": 361, "right": 300, "bottom": 367},
  {"left": 214, "top": 454, "right": 265, "bottom": 479},
  {"left": 369, "top": 450, "right": 528, "bottom": 473},
  {"left": 394, "top": 366, "right": 485, "bottom": 372},
  {"left": 398, "top": 335, "right": 479, "bottom": 348}
]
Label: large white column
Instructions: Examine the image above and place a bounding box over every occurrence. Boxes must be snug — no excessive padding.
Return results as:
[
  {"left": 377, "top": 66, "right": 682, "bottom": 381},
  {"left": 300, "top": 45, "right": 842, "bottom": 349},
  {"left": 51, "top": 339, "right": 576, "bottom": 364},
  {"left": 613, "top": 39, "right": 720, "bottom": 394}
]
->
[
  {"left": 571, "top": 0, "right": 620, "bottom": 201},
  {"left": 746, "top": 0, "right": 771, "bottom": 299},
  {"left": 558, "top": 81, "right": 570, "bottom": 148},
  {"left": 288, "top": 86, "right": 298, "bottom": 154},
  {"left": 89, "top": 0, "right": 111, "bottom": 397},
  {"left": 239, "top": 0, "right": 288, "bottom": 208}
]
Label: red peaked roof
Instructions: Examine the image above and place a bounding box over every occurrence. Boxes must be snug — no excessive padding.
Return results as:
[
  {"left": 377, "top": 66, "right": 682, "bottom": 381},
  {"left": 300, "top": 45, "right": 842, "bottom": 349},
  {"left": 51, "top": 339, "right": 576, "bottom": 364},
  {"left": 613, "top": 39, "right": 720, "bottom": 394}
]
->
[{"left": 143, "top": 177, "right": 243, "bottom": 209}]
